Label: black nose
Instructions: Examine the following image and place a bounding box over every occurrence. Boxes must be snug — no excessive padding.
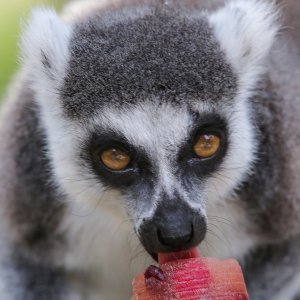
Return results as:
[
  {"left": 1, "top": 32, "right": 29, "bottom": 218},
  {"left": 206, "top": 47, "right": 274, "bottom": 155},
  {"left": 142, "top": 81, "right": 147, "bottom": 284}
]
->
[
  {"left": 157, "top": 225, "right": 193, "bottom": 249},
  {"left": 139, "top": 198, "right": 207, "bottom": 254}
]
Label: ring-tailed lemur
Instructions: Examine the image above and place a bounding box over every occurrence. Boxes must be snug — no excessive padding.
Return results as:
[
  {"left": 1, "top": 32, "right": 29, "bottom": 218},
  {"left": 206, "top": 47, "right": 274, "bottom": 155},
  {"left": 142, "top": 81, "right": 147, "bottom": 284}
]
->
[{"left": 0, "top": 0, "right": 300, "bottom": 299}]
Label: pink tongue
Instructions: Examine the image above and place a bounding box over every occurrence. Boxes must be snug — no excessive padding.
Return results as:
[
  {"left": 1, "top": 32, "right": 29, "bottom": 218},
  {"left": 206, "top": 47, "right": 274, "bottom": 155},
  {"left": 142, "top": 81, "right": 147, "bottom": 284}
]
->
[{"left": 158, "top": 247, "right": 200, "bottom": 266}]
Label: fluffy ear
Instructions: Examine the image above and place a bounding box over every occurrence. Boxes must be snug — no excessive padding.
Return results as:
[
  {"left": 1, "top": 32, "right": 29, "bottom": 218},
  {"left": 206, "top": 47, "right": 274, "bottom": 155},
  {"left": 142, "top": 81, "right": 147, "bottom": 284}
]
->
[
  {"left": 209, "top": 0, "right": 279, "bottom": 83},
  {"left": 21, "top": 8, "right": 72, "bottom": 90}
]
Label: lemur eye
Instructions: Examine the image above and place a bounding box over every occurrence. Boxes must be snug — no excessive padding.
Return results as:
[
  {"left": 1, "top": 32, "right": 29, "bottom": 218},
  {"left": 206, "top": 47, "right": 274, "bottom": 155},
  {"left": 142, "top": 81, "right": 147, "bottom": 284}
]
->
[
  {"left": 100, "top": 148, "right": 130, "bottom": 170},
  {"left": 194, "top": 134, "right": 220, "bottom": 158}
]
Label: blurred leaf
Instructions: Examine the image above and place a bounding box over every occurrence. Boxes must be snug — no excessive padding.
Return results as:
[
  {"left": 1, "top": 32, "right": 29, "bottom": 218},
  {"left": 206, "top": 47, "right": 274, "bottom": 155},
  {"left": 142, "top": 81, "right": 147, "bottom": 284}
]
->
[{"left": 0, "top": 0, "right": 66, "bottom": 99}]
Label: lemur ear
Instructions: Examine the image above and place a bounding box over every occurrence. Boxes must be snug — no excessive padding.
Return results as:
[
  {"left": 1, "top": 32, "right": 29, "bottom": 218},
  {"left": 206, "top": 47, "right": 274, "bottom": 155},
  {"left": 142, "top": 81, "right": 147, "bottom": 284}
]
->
[
  {"left": 21, "top": 8, "right": 72, "bottom": 90},
  {"left": 209, "top": 0, "right": 279, "bottom": 82}
]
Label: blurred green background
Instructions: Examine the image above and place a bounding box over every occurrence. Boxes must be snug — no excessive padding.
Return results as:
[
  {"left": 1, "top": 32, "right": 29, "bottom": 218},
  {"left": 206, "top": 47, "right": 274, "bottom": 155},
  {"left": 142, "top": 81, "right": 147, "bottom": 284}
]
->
[{"left": 0, "top": 0, "right": 67, "bottom": 100}]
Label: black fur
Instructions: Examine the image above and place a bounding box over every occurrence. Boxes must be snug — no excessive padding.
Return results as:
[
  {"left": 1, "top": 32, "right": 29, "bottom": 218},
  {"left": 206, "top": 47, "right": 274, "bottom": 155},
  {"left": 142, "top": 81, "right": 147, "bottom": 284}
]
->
[
  {"left": 82, "top": 128, "right": 155, "bottom": 189},
  {"left": 176, "top": 112, "right": 228, "bottom": 179},
  {"left": 82, "top": 112, "right": 228, "bottom": 189}
]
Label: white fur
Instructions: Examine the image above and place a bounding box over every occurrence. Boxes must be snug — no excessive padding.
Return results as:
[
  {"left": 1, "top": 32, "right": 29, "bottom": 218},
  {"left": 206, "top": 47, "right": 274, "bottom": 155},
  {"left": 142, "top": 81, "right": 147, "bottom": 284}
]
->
[
  {"left": 26, "top": 94, "right": 145, "bottom": 298},
  {"left": 87, "top": 102, "right": 208, "bottom": 224},
  {"left": 21, "top": 8, "right": 72, "bottom": 98},
  {"left": 191, "top": 97, "right": 258, "bottom": 259},
  {"left": 209, "top": 0, "right": 279, "bottom": 89},
  {"left": 20, "top": 9, "right": 80, "bottom": 212},
  {"left": 0, "top": 268, "right": 22, "bottom": 300},
  {"left": 44, "top": 93, "right": 256, "bottom": 261},
  {"left": 61, "top": 193, "right": 152, "bottom": 299},
  {"left": 200, "top": 196, "right": 258, "bottom": 259},
  {"left": 44, "top": 101, "right": 206, "bottom": 230},
  {"left": 62, "top": 0, "right": 116, "bottom": 22}
]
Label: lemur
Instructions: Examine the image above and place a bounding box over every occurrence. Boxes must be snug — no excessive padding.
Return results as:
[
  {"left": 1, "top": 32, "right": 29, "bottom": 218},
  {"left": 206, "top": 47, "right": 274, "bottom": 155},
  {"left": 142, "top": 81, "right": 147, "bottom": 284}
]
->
[{"left": 0, "top": 0, "right": 300, "bottom": 299}]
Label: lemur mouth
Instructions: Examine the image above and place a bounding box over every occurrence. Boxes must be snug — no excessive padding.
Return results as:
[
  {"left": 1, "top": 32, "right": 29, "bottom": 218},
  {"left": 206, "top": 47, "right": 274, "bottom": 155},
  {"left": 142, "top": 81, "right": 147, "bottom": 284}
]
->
[{"left": 150, "top": 247, "right": 200, "bottom": 264}]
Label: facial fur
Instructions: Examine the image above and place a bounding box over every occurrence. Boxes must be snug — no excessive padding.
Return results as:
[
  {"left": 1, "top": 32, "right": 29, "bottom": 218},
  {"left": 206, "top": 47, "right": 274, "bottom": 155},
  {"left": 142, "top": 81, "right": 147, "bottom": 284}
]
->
[{"left": 20, "top": 0, "right": 278, "bottom": 257}]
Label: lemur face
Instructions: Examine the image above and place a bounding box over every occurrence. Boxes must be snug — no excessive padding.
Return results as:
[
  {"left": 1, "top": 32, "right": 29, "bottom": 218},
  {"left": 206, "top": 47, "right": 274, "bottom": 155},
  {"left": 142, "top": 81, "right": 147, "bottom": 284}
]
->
[
  {"left": 81, "top": 103, "right": 231, "bottom": 256},
  {"left": 21, "top": 1, "right": 278, "bottom": 257},
  {"left": 61, "top": 9, "right": 239, "bottom": 255}
]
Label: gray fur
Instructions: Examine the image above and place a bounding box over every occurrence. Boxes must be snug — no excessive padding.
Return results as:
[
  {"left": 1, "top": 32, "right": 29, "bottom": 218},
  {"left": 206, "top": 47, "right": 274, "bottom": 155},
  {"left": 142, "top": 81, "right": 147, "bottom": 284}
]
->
[
  {"left": 2, "top": 252, "right": 71, "bottom": 300},
  {"left": 0, "top": 85, "right": 65, "bottom": 260},
  {"left": 244, "top": 235, "right": 300, "bottom": 299},
  {"left": 61, "top": 4, "right": 237, "bottom": 119},
  {"left": 0, "top": 79, "right": 73, "bottom": 299},
  {"left": 238, "top": 0, "right": 300, "bottom": 239},
  {"left": 0, "top": 0, "right": 299, "bottom": 299}
]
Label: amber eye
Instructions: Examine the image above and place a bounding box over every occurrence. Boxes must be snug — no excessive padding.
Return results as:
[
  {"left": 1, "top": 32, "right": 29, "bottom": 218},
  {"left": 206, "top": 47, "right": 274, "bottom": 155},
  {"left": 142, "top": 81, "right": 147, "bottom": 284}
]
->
[
  {"left": 193, "top": 134, "right": 221, "bottom": 158},
  {"left": 100, "top": 148, "right": 130, "bottom": 170}
]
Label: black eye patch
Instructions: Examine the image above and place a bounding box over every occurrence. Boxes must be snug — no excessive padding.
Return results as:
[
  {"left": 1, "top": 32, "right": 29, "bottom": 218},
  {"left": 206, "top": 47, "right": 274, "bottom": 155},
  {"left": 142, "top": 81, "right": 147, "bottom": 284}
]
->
[
  {"left": 80, "top": 129, "right": 155, "bottom": 189},
  {"left": 79, "top": 113, "right": 228, "bottom": 190},
  {"left": 177, "top": 113, "right": 229, "bottom": 177}
]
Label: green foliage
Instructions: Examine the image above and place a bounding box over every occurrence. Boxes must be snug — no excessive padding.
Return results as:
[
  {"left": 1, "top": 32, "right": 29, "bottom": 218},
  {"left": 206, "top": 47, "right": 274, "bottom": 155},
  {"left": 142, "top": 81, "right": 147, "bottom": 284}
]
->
[{"left": 0, "top": 0, "right": 66, "bottom": 99}]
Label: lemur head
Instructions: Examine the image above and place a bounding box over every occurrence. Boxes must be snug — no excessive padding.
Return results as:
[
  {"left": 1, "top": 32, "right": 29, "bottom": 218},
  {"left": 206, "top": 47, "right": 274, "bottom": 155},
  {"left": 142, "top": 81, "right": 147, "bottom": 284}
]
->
[{"left": 21, "top": 0, "right": 278, "bottom": 257}]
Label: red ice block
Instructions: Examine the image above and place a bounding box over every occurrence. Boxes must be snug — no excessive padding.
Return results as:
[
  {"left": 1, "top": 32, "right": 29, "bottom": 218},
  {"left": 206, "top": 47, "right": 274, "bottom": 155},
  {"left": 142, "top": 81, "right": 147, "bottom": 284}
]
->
[{"left": 132, "top": 253, "right": 249, "bottom": 300}]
